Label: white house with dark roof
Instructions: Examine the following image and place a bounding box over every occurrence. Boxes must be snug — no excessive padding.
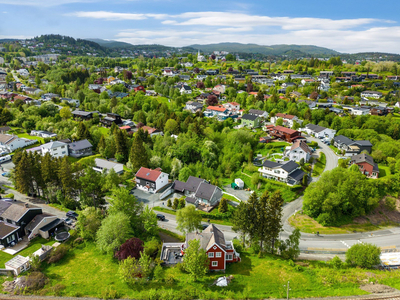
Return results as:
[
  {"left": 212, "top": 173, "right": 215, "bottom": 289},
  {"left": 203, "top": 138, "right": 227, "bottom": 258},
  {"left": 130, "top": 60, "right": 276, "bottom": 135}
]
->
[
  {"left": 258, "top": 160, "right": 305, "bottom": 185},
  {"left": 184, "top": 101, "right": 203, "bottom": 113},
  {"left": 0, "top": 134, "right": 36, "bottom": 153},
  {"left": 248, "top": 109, "right": 268, "bottom": 118},
  {"left": 67, "top": 139, "right": 93, "bottom": 158},
  {"left": 361, "top": 91, "right": 383, "bottom": 99},
  {"left": 302, "top": 124, "right": 336, "bottom": 140},
  {"left": 285, "top": 140, "right": 312, "bottom": 162},
  {"left": 180, "top": 85, "right": 192, "bottom": 94},
  {"left": 333, "top": 135, "right": 373, "bottom": 156},
  {"left": 39, "top": 141, "right": 68, "bottom": 158}
]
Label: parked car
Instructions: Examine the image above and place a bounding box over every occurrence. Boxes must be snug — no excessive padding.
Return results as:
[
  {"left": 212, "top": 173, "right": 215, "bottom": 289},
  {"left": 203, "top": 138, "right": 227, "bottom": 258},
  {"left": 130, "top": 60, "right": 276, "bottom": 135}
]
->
[
  {"left": 66, "top": 211, "right": 79, "bottom": 220},
  {"left": 156, "top": 214, "right": 165, "bottom": 221},
  {"left": 1, "top": 172, "right": 10, "bottom": 177},
  {"left": 63, "top": 218, "right": 73, "bottom": 225},
  {"left": 0, "top": 198, "right": 14, "bottom": 202}
]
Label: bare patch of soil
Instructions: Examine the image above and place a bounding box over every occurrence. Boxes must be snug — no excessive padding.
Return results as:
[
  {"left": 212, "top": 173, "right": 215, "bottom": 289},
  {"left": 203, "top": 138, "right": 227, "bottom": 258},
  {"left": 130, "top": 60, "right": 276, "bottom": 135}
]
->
[
  {"left": 353, "top": 197, "right": 400, "bottom": 225},
  {"left": 360, "top": 283, "right": 397, "bottom": 294},
  {"left": 158, "top": 231, "right": 180, "bottom": 243}
]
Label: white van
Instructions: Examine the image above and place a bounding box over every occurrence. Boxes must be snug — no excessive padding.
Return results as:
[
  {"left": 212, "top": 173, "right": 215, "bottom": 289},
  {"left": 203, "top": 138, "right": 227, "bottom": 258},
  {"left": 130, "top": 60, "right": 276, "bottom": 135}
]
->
[{"left": 0, "top": 155, "right": 12, "bottom": 164}]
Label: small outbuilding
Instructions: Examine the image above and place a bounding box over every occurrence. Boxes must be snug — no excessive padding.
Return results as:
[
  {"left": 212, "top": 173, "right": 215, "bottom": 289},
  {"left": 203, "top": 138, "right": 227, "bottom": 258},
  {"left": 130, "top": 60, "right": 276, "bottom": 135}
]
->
[
  {"left": 234, "top": 178, "right": 244, "bottom": 189},
  {"left": 5, "top": 255, "right": 30, "bottom": 275}
]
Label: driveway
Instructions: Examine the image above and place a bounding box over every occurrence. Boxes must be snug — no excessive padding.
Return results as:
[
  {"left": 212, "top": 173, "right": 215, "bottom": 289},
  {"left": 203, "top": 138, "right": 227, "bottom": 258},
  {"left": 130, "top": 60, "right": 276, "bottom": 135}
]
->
[{"left": 223, "top": 185, "right": 251, "bottom": 202}]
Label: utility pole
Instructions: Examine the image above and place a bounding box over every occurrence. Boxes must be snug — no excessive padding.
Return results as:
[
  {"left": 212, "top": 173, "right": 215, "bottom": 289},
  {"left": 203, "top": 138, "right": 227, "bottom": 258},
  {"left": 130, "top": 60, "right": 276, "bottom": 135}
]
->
[{"left": 284, "top": 281, "right": 291, "bottom": 300}]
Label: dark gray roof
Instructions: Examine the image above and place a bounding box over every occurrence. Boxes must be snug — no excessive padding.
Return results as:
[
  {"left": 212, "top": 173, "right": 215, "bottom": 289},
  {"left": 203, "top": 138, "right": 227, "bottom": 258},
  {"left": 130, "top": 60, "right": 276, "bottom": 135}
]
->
[
  {"left": 248, "top": 109, "right": 266, "bottom": 116},
  {"left": 288, "top": 169, "right": 305, "bottom": 182},
  {"left": 262, "top": 160, "right": 282, "bottom": 168},
  {"left": 333, "top": 135, "right": 354, "bottom": 146},
  {"left": 306, "top": 124, "right": 326, "bottom": 133},
  {"left": 241, "top": 114, "right": 258, "bottom": 121},
  {"left": 184, "top": 176, "right": 205, "bottom": 193},
  {"left": 25, "top": 213, "right": 52, "bottom": 232},
  {"left": 352, "top": 140, "right": 372, "bottom": 147},
  {"left": 40, "top": 218, "right": 63, "bottom": 232},
  {"left": 281, "top": 161, "right": 299, "bottom": 173},
  {"left": 0, "top": 221, "right": 19, "bottom": 239},
  {"left": 185, "top": 197, "right": 197, "bottom": 204},
  {"left": 0, "top": 201, "right": 12, "bottom": 216},
  {"left": 186, "top": 224, "right": 225, "bottom": 251},
  {"left": 72, "top": 110, "right": 92, "bottom": 116},
  {"left": 1, "top": 205, "right": 31, "bottom": 222},
  {"left": 68, "top": 139, "right": 93, "bottom": 151},
  {"left": 195, "top": 182, "right": 218, "bottom": 201},
  {"left": 173, "top": 180, "right": 186, "bottom": 192}
]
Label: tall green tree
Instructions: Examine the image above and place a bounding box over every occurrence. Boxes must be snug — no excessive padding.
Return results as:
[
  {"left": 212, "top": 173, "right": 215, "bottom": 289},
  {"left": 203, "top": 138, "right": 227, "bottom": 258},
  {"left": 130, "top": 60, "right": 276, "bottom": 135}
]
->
[
  {"left": 77, "top": 121, "right": 91, "bottom": 141},
  {"left": 183, "top": 239, "right": 209, "bottom": 282},
  {"left": 267, "top": 191, "right": 284, "bottom": 253},
  {"left": 58, "top": 156, "right": 74, "bottom": 197},
  {"left": 176, "top": 205, "right": 202, "bottom": 234},
  {"left": 128, "top": 130, "right": 148, "bottom": 172},
  {"left": 14, "top": 151, "right": 33, "bottom": 194},
  {"left": 78, "top": 167, "right": 106, "bottom": 208},
  {"left": 345, "top": 243, "right": 381, "bottom": 269},
  {"left": 114, "top": 129, "right": 128, "bottom": 163},
  {"left": 77, "top": 207, "right": 103, "bottom": 241}
]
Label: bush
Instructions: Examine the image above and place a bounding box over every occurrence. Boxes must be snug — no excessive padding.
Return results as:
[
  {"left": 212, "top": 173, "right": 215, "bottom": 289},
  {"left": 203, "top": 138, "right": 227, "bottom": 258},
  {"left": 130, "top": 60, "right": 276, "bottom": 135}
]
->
[
  {"left": 5, "top": 193, "right": 14, "bottom": 199},
  {"left": 144, "top": 238, "right": 160, "bottom": 258},
  {"left": 165, "top": 274, "right": 175, "bottom": 286},
  {"left": 179, "top": 197, "right": 186, "bottom": 209},
  {"left": 15, "top": 272, "right": 48, "bottom": 294},
  {"left": 101, "top": 286, "right": 120, "bottom": 300},
  {"left": 172, "top": 198, "right": 179, "bottom": 210},
  {"left": 330, "top": 256, "right": 343, "bottom": 269},
  {"left": 47, "top": 244, "right": 69, "bottom": 264},
  {"left": 51, "top": 283, "right": 66, "bottom": 296},
  {"left": 218, "top": 198, "right": 228, "bottom": 213},
  {"left": 29, "top": 254, "right": 41, "bottom": 271},
  {"left": 385, "top": 197, "right": 397, "bottom": 211},
  {"left": 153, "top": 264, "right": 164, "bottom": 281},
  {"left": 167, "top": 199, "right": 172, "bottom": 208},
  {"left": 345, "top": 243, "right": 381, "bottom": 268}
]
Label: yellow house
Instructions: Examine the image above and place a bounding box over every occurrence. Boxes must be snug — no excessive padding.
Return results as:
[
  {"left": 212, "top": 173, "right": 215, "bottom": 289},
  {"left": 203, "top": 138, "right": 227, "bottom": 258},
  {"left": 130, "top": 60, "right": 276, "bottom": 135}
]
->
[{"left": 107, "top": 76, "right": 115, "bottom": 84}]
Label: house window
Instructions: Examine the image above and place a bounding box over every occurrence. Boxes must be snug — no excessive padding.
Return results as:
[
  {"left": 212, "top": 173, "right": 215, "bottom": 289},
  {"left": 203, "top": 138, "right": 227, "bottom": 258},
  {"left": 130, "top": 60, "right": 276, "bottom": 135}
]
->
[
  {"left": 212, "top": 261, "right": 218, "bottom": 267},
  {"left": 216, "top": 252, "right": 222, "bottom": 258},
  {"left": 62, "top": 151, "right": 66, "bottom": 154},
  {"left": 227, "top": 254, "right": 233, "bottom": 260},
  {"left": 208, "top": 252, "right": 214, "bottom": 258}
]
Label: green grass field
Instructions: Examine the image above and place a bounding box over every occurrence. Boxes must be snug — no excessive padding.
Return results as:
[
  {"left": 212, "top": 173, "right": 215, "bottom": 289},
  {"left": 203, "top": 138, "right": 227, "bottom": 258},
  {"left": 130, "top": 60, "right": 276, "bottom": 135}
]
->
[
  {"left": 8, "top": 240, "right": 400, "bottom": 299},
  {"left": 378, "top": 165, "right": 391, "bottom": 178},
  {"left": 17, "top": 133, "right": 45, "bottom": 143},
  {"left": 312, "top": 153, "right": 326, "bottom": 177}
]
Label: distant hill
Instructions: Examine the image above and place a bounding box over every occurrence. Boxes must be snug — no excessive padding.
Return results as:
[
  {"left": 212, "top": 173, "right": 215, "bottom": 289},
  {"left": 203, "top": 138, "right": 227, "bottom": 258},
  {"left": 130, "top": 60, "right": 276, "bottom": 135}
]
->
[
  {"left": 86, "top": 38, "right": 133, "bottom": 48},
  {"left": 0, "top": 39, "right": 20, "bottom": 43},
  {"left": 188, "top": 42, "right": 340, "bottom": 56}
]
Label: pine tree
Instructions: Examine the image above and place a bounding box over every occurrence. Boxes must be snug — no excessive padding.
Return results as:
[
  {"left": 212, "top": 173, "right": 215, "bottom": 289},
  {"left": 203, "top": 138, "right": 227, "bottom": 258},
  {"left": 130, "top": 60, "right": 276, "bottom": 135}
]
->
[
  {"left": 97, "top": 135, "right": 106, "bottom": 152},
  {"left": 245, "top": 192, "right": 259, "bottom": 245},
  {"left": 218, "top": 198, "right": 228, "bottom": 213},
  {"left": 77, "top": 122, "right": 90, "bottom": 141},
  {"left": 267, "top": 191, "right": 284, "bottom": 254},
  {"left": 58, "top": 156, "right": 74, "bottom": 197},
  {"left": 128, "top": 132, "right": 148, "bottom": 172},
  {"left": 15, "top": 151, "right": 33, "bottom": 194},
  {"left": 257, "top": 191, "right": 270, "bottom": 253},
  {"left": 114, "top": 129, "right": 128, "bottom": 163}
]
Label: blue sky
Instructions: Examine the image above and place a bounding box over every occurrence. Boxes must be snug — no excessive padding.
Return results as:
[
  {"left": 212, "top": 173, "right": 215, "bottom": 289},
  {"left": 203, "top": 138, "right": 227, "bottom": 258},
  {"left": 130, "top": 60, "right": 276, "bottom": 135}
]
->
[{"left": 1, "top": 0, "right": 400, "bottom": 53}]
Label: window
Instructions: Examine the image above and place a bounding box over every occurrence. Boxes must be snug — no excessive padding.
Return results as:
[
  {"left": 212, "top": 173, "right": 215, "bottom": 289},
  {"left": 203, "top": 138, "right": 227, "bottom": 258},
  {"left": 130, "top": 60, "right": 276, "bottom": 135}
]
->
[
  {"left": 212, "top": 261, "right": 218, "bottom": 267},
  {"left": 208, "top": 252, "right": 214, "bottom": 258},
  {"left": 227, "top": 254, "right": 233, "bottom": 260},
  {"left": 216, "top": 252, "right": 222, "bottom": 258},
  {"left": 61, "top": 146, "right": 65, "bottom": 149},
  {"left": 62, "top": 151, "right": 66, "bottom": 154}
]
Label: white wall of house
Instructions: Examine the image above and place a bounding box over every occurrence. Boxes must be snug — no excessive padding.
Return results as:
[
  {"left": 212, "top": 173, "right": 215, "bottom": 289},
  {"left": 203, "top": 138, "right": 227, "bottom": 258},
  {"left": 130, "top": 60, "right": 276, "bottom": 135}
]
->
[
  {"left": 155, "top": 173, "right": 169, "bottom": 191},
  {"left": 27, "top": 216, "right": 58, "bottom": 240},
  {"left": 288, "top": 148, "right": 310, "bottom": 162},
  {"left": 41, "top": 144, "right": 68, "bottom": 158},
  {"left": 259, "top": 166, "right": 289, "bottom": 182}
]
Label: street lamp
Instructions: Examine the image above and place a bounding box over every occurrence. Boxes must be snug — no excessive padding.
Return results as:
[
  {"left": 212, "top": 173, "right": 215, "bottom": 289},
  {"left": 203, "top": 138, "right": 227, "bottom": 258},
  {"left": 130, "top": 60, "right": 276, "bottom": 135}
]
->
[{"left": 283, "top": 281, "right": 291, "bottom": 300}]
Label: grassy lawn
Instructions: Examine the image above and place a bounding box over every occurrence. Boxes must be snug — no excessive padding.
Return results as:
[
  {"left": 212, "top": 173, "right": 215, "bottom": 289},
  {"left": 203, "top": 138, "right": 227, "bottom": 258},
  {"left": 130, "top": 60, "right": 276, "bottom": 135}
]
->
[
  {"left": 378, "top": 165, "right": 391, "bottom": 178},
  {"left": 17, "top": 133, "right": 45, "bottom": 143},
  {"left": 222, "top": 192, "right": 241, "bottom": 203},
  {"left": 289, "top": 213, "right": 392, "bottom": 234},
  {"left": 98, "top": 127, "right": 110, "bottom": 135},
  {"left": 12, "top": 240, "right": 400, "bottom": 299},
  {"left": 312, "top": 152, "right": 326, "bottom": 177},
  {"left": 393, "top": 113, "right": 400, "bottom": 119}
]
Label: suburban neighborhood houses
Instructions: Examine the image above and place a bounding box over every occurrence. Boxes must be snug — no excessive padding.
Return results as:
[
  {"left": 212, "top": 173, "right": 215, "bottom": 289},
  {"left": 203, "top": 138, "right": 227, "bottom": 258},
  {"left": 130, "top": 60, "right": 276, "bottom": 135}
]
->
[{"left": 0, "top": 28, "right": 400, "bottom": 300}]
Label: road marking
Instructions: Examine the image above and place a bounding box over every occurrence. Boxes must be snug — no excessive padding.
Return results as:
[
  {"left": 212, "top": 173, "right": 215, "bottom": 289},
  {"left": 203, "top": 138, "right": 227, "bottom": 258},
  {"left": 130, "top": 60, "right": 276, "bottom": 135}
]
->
[
  {"left": 341, "top": 241, "right": 350, "bottom": 248},
  {"left": 358, "top": 240, "right": 363, "bottom": 244}
]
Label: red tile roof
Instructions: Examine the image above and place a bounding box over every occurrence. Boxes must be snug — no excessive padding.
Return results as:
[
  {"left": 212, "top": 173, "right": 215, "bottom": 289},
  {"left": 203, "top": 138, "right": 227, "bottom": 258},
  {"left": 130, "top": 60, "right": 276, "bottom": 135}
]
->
[
  {"left": 228, "top": 102, "right": 240, "bottom": 106},
  {"left": 142, "top": 126, "right": 157, "bottom": 134},
  {"left": 136, "top": 167, "right": 162, "bottom": 182},
  {"left": 207, "top": 106, "right": 226, "bottom": 112},
  {"left": 274, "top": 125, "right": 299, "bottom": 135},
  {"left": 276, "top": 113, "right": 295, "bottom": 120}
]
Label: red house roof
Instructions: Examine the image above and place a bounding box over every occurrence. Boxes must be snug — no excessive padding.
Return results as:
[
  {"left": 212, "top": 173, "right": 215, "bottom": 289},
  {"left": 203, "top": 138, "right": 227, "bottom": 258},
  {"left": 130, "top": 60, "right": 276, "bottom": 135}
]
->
[
  {"left": 274, "top": 125, "right": 299, "bottom": 135},
  {"left": 136, "top": 167, "right": 162, "bottom": 182},
  {"left": 207, "top": 106, "right": 226, "bottom": 112},
  {"left": 142, "top": 126, "right": 157, "bottom": 134},
  {"left": 275, "top": 113, "right": 295, "bottom": 120}
]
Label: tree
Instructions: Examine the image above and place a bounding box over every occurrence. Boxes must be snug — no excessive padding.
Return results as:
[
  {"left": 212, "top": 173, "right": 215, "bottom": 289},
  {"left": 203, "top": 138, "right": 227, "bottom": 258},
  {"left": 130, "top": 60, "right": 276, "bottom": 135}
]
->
[
  {"left": 167, "top": 198, "right": 172, "bottom": 208},
  {"left": 138, "top": 251, "right": 152, "bottom": 279},
  {"left": 232, "top": 201, "right": 250, "bottom": 246},
  {"left": 196, "top": 81, "right": 205, "bottom": 89},
  {"left": 128, "top": 131, "right": 148, "bottom": 172},
  {"left": 142, "top": 206, "right": 158, "bottom": 237},
  {"left": 78, "top": 167, "right": 106, "bottom": 208},
  {"left": 77, "top": 122, "right": 91, "bottom": 141},
  {"left": 183, "top": 239, "right": 209, "bottom": 281},
  {"left": 118, "top": 256, "right": 141, "bottom": 285},
  {"left": 172, "top": 198, "right": 179, "bottom": 210},
  {"left": 96, "top": 212, "right": 133, "bottom": 255},
  {"left": 178, "top": 167, "right": 192, "bottom": 182},
  {"left": 77, "top": 207, "right": 103, "bottom": 241},
  {"left": 206, "top": 94, "right": 218, "bottom": 106},
  {"left": 59, "top": 156, "right": 74, "bottom": 197},
  {"left": 59, "top": 107, "right": 71, "bottom": 119},
  {"left": 276, "top": 118, "right": 284, "bottom": 126},
  {"left": 345, "top": 243, "right": 381, "bottom": 268},
  {"left": 115, "top": 237, "right": 144, "bottom": 261},
  {"left": 14, "top": 151, "right": 33, "bottom": 194},
  {"left": 176, "top": 205, "right": 202, "bottom": 234},
  {"left": 108, "top": 187, "right": 143, "bottom": 232},
  {"left": 164, "top": 119, "right": 179, "bottom": 134},
  {"left": 279, "top": 228, "right": 301, "bottom": 260},
  {"left": 218, "top": 198, "right": 228, "bottom": 213}
]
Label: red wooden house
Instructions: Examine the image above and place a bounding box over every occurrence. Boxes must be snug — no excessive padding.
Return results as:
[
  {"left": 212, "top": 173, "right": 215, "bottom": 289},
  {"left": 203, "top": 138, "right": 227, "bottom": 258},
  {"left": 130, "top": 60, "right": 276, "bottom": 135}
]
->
[
  {"left": 350, "top": 153, "right": 379, "bottom": 179},
  {"left": 268, "top": 125, "right": 302, "bottom": 143}
]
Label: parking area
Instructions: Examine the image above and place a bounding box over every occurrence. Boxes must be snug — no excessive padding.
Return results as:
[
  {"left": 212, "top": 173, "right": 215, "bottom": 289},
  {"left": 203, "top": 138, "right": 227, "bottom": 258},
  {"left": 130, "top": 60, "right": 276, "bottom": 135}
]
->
[{"left": 130, "top": 188, "right": 161, "bottom": 206}]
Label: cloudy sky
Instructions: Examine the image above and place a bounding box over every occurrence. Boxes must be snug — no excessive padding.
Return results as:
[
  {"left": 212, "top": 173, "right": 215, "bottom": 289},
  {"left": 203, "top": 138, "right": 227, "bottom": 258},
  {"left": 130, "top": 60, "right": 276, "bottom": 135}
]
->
[{"left": 1, "top": 0, "right": 400, "bottom": 53}]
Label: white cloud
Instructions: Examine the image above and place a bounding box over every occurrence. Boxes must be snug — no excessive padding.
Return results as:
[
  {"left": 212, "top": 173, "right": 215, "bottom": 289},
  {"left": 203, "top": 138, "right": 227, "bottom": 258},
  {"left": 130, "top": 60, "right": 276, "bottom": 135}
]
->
[
  {"left": 68, "top": 11, "right": 168, "bottom": 20},
  {"left": 0, "top": 34, "right": 32, "bottom": 39}
]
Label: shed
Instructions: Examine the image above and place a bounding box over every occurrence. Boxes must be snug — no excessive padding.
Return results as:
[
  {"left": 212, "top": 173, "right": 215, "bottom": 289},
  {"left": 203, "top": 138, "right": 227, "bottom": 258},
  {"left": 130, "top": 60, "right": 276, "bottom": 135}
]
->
[
  {"left": 32, "top": 245, "right": 53, "bottom": 261},
  {"left": 5, "top": 255, "right": 30, "bottom": 275},
  {"left": 234, "top": 179, "right": 244, "bottom": 189}
]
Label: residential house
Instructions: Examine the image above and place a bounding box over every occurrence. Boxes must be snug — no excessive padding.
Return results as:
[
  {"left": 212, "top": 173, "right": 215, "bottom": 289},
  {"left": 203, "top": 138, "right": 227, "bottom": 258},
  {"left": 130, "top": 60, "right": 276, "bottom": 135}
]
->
[
  {"left": 180, "top": 85, "right": 192, "bottom": 95},
  {"left": 361, "top": 91, "right": 383, "bottom": 99},
  {"left": 346, "top": 107, "right": 370, "bottom": 116},
  {"left": 370, "top": 106, "right": 389, "bottom": 116},
  {"left": 267, "top": 126, "right": 302, "bottom": 143},
  {"left": 25, "top": 213, "right": 61, "bottom": 240},
  {"left": 271, "top": 113, "right": 301, "bottom": 127},
  {"left": 213, "top": 85, "right": 226, "bottom": 94},
  {"left": 68, "top": 139, "right": 93, "bottom": 158},
  {"left": 131, "top": 85, "right": 146, "bottom": 93},
  {"left": 302, "top": 124, "right": 336, "bottom": 140},
  {"left": 72, "top": 110, "right": 93, "bottom": 120},
  {"left": 258, "top": 160, "right": 305, "bottom": 185},
  {"left": 0, "top": 127, "right": 11, "bottom": 134},
  {"left": 101, "top": 113, "right": 122, "bottom": 126},
  {"left": 160, "top": 224, "right": 240, "bottom": 270},
  {"left": 285, "top": 140, "right": 312, "bottom": 162},
  {"left": 184, "top": 101, "right": 203, "bottom": 113},
  {"left": 61, "top": 98, "right": 80, "bottom": 107},
  {"left": 333, "top": 135, "right": 373, "bottom": 156},
  {"left": 241, "top": 114, "right": 261, "bottom": 128},
  {"left": 223, "top": 102, "right": 240, "bottom": 112},
  {"left": 204, "top": 106, "right": 230, "bottom": 119},
  {"left": 172, "top": 176, "right": 223, "bottom": 208},
  {"left": 248, "top": 109, "right": 268, "bottom": 118},
  {"left": 135, "top": 167, "right": 169, "bottom": 193},
  {"left": 141, "top": 126, "right": 163, "bottom": 137},
  {"left": 0, "top": 203, "right": 43, "bottom": 248},
  {"left": 28, "top": 141, "right": 69, "bottom": 158},
  {"left": 30, "top": 130, "right": 57, "bottom": 139},
  {"left": 93, "top": 158, "right": 124, "bottom": 174},
  {"left": 0, "top": 134, "right": 36, "bottom": 153},
  {"left": 350, "top": 153, "right": 379, "bottom": 179}
]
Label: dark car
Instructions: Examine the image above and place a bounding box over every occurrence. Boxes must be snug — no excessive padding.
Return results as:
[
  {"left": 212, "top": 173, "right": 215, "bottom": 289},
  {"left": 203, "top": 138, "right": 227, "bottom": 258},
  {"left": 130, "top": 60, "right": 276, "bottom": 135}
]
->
[
  {"left": 201, "top": 224, "right": 209, "bottom": 230},
  {"left": 66, "top": 211, "right": 79, "bottom": 220},
  {"left": 156, "top": 214, "right": 165, "bottom": 221}
]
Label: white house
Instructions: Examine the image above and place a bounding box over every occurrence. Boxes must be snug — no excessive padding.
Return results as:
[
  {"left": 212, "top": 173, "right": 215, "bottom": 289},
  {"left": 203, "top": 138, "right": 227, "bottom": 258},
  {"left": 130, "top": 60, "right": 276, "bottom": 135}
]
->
[
  {"left": 30, "top": 130, "right": 57, "bottom": 139},
  {"left": 271, "top": 113, "right": 301, "bottom": 127},
  {"left": 93, "top": 158, "right": 124, "bottom": 174},
  {"left": 302, "top": 124, "right": 336, "bottom": 140},
  {"left": 223, "top": 102, "right": 240, "bottom": 112},
  {"left": 197, "top": 51, "right": 207, "bottom": 62},
  {"left": 40, "top": 141, "right": 69, "bottom": 158},
  {"left": 248, "top": 109, "right": 269, "bottom": 118},
  {"left": 180, "top": 85, "right": 192, "bottom": 94},
  {"left": 17, "top": 69, "right": 29, "bottom": 77},
  {"left": 0, "top": 134, "right": 36, "bottom": 152},
  {"left": 135, "top": 167, "right": 169, "bottom": 193},
  {"left": 285, "top": 140, "right": 312, "bottom": 163},
  {"left": 61, "top": 98, "right": 80, "bottom": 107},
  {"left": 184, "top": 101, "right": 203, "bottom": 113},
  {"left": 361, "top": 91, "right": 383, "bottom": 99},
  {"left": 258, "top": 160, "right": 305, "bottom": 186}
]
